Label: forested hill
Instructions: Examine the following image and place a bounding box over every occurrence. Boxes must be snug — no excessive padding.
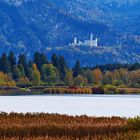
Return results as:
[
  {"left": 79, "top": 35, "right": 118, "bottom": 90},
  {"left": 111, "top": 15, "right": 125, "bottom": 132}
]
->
[{"left": 0, "top": 0, "right": 140, "bottom": 66}]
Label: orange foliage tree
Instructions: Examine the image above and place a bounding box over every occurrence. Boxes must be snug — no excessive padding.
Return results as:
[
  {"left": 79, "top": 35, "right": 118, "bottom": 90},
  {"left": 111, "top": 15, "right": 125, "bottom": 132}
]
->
[{"left": 93, "top": 69, "right": 102, "bottom": 85}]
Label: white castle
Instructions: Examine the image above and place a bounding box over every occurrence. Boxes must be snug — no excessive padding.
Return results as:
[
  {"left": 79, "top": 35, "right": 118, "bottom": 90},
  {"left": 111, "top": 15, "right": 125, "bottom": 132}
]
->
[{"left": 69, "top": 33, "right": 98, "bottom": 47}]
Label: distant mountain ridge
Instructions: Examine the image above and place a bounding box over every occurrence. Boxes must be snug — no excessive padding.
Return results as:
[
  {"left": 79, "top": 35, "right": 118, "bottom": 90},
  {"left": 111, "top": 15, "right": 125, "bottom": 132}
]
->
[{"left": 0, "top": 0, "right": 140, "bottom": 66}]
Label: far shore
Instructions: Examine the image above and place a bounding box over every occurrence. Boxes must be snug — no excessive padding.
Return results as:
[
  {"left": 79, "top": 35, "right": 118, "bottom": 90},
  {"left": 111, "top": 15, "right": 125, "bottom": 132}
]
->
[{"left": 1, "top": 86, "right": 140, "bottom": 95}]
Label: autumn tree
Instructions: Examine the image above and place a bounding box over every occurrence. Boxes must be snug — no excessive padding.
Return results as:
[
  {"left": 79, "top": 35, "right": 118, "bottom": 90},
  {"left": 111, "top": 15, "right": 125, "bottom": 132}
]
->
[
  {"left": 41, "top": 64, "right": 59, "bottom": 85},
  {"left": 83, "top": 70, "right": 94, "bottom": 84},
  {"left": 119, "top": 69, "right": 130, "bottom": 85},
  {"left": 64, "top": 70, "right": 73, "bottom": 86},
  {"left": 112, "top": 70, "right": 123, "bottom": 86},
  {"left": 32, "top": 63, "right": 41, "bottom": 85},
  {"left": 17, "top": 77, "right": 30, "bottom": 87},
  {"left": 102, "top": 71, "right": 113, "bottom": 85},
  {"left": 113, "top": 70, "right": 121, "bottom": 81},
  {"left": 93, "top": 69, "right": 102, "bottom": 85},
  {"left": 74, "top": 75, "right": 87, "bottom": 86},
  {"left": 130, "top": 69, "right": 140, "bottom": 87}
]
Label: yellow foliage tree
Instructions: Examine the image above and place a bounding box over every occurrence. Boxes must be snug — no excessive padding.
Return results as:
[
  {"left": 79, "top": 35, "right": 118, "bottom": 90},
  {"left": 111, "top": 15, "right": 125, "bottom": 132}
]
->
[
  {"left": 64, "top": 70, "right": 73, "bottom": 86},
  {"left": 32, "top": 63, "right": 41, "bottom": 85},
  {"left": 93, "top": 69, "right": 102, "bottom": 85},
  {"left": 0, "top": 72, "right": 16, "bottom": 86}
]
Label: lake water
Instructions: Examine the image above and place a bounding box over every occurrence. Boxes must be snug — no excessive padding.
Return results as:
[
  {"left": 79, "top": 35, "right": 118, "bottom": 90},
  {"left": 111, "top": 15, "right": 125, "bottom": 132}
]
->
[{"left": 0, "top": 94, "right": 140, "bottom": 118}]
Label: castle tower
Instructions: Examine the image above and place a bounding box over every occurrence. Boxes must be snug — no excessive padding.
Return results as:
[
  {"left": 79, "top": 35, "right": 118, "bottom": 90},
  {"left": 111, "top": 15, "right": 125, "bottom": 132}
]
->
[
  {"left": 95, "top": 38, "right": 98, "bottom": 47},
  {"left": 90, "top": 33, "right": 94, "bottom": 47},
  {"left": 74, "top": 37, "right": 77, "bottom": 45},
  {"left": 90, "top": 33, "right": 93, "bottom": 41}
]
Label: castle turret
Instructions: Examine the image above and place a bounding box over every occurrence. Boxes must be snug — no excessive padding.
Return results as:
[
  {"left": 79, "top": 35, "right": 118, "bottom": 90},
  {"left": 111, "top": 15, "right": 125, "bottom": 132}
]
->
[
  {"left": 90, "top": 33, "right": 98, "bottom": 47},
  {"left": 95, "top": 38, "right": 98, "bottom": 47},
  {"left": 90, "top": 33, "right": 93, "bottom": 41},
  {"left": 74, "top": 37, "right": 77, "bottom": 45},
  {"left": 90, "top": 33, "right": 94, "bottom": 47}
]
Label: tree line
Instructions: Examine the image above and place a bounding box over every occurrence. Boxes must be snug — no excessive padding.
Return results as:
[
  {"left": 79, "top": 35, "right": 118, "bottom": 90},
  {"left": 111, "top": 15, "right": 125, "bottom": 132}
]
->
[{"left": 0, "top": 51, "right": 140, "bottom": 87}]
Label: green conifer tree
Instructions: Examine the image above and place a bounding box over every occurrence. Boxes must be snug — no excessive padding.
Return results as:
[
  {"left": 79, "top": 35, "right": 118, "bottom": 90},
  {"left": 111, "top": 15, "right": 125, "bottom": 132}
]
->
[{"left": 0, "top": 53, "right": 11, "bottom": 73}]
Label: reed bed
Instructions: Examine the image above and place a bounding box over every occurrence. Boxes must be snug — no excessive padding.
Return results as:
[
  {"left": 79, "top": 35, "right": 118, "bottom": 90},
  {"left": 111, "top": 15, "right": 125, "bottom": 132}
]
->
[
  {"left": 0, "top": 113, "right": 139, "bottom": 140},
  {"left": 118, "top": 88, "right": 140, "bottom": 94},
  {"left": 43, "top": 87, "right": 140, "bottom": 94},
  {"left": 1, "top": 132, "right": 140, "bottom": 140},
  {"left": 43, "top": 87, "right": 93, "bottom": 94}
]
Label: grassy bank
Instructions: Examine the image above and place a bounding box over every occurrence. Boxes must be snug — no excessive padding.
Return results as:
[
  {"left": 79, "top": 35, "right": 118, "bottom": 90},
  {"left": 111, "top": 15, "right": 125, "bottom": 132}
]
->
[
  {"left": 103, "top": 85, "right": 140, "bottom": 94},
  {"left": 1, "top": 85, "right": 140, "bottom": 95},
  {"left": 0, "top": 113, "right": 139, "bottom": 140},
  {"left": 43, "top": 86, "right": 140, "bottom": 94}
]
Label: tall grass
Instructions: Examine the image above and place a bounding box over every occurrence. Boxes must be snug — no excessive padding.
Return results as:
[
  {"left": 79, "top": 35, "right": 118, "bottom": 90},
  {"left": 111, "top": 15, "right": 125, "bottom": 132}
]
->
[
  {"left": 118, "top": 88, "right": 140, "bottom": 94},
  {"left": 0, "top": 113, "right": 139, "bottom": 140},
  {"left": 43, "top": 87, "right": 93, "bottom": 94}
]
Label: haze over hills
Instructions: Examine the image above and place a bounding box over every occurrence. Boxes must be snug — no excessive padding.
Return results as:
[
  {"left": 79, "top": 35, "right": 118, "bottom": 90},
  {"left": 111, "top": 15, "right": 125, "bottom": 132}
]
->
[{"left": 0, "top": 0, "right": 140, "bottom": 66}]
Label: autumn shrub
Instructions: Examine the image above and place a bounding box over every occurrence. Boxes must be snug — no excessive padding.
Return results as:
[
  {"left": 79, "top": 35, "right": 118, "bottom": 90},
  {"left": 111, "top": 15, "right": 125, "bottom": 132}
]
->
[
  {"left": 118, "top": 84, "right": 127, "bottom": 88},
  {"left": 118, "top": 88, "right": 140, "bottom": 94},
  {"left": 103, "top": 85, "right": 118, "bottom": 94},
  {"left": 43, "top": 87, "right": 92, "bottom": 94},
  {"left": 127, "top": 117, "right": 140, "bottom": 130},
  {"left": 16, "top": 77, "right": 32, "bottom": 87},
  {"left": 0, "top": 72, "right": 16, "bottom": 86},
  {"left": 118, "top": 88, "right": 133, "bottom": 94}
]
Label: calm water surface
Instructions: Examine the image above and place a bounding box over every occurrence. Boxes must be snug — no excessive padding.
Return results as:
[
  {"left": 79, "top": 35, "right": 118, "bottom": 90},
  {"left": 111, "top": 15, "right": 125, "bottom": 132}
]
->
[{"left": 0, "top": 94, "right": 140, "bottom": 117}]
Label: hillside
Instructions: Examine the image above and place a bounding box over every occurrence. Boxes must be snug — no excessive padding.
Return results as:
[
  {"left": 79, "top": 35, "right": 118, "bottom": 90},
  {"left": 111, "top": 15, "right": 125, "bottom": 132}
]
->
[
  {"left": 0, "top": 0, "right": 140, "bottom": 66},
  {"left": 50, "top": 0, "right": 140, "bottom": 34}
]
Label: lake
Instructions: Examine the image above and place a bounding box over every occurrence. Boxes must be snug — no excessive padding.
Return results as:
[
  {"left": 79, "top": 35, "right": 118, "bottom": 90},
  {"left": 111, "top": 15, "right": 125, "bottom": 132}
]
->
[{"left": 0, "top": 94, "right": 140, "bottom": 117}]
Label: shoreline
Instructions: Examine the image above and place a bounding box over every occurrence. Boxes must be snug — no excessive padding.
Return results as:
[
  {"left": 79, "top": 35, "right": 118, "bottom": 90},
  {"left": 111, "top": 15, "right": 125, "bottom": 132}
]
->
[{"left": 1, "top": 86, "right": 140, "bottom": 95}]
